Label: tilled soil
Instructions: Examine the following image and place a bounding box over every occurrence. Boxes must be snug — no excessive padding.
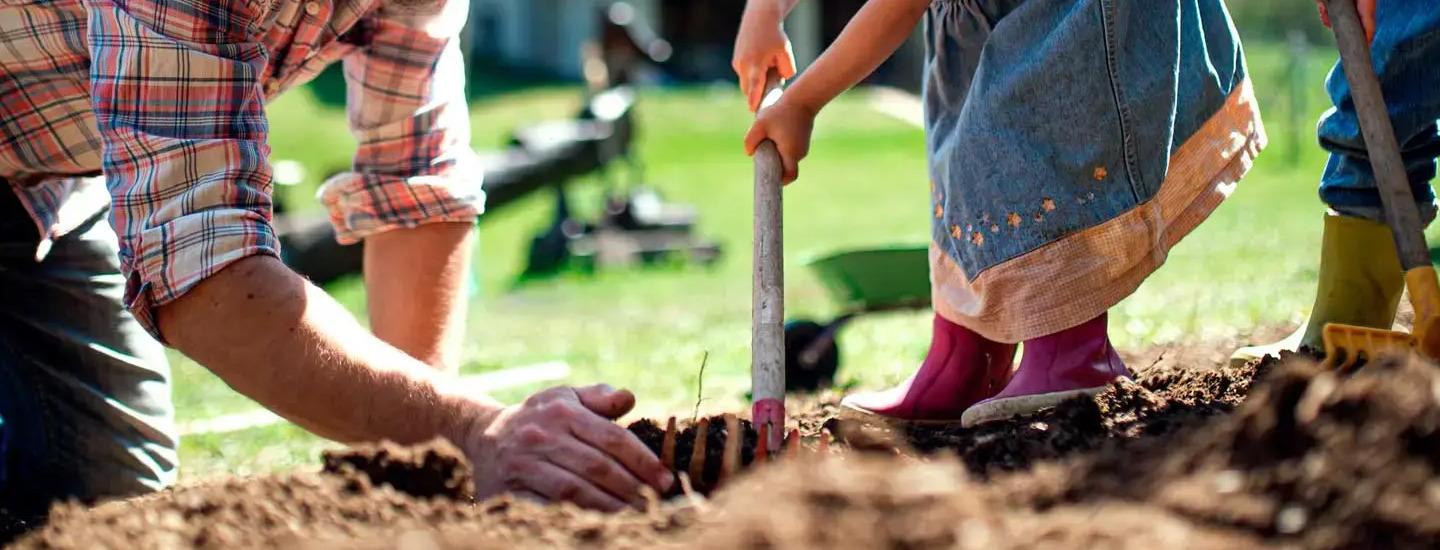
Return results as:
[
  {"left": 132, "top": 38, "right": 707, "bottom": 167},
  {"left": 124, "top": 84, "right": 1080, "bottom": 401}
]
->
[{"left": 12, "top": 340, "right": 1440, "bottom": 549}]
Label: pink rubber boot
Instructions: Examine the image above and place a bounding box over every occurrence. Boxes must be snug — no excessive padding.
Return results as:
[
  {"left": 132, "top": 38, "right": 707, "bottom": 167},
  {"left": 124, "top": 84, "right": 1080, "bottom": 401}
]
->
[
  {"left": 840, "top": 314, "right": 1017, "bottom": 423},
  {"left": 960, "top": 313, "right": 1129, "bottom": 427}
]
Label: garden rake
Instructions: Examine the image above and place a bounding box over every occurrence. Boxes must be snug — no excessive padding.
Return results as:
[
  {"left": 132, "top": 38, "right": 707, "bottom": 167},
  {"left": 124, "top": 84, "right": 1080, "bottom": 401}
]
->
[{"left": 1320, "top": 0, "right": 1440, "bottom": 370}]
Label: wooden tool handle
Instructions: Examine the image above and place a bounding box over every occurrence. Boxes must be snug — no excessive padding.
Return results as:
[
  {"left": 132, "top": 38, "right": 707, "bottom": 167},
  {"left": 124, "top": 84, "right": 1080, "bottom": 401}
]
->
[
  {"left": 752, "top": 70, "right": 786, "bottom": 452},
  {"left": 1325, "top": 0, "right": 1429, "bottom": 270}
]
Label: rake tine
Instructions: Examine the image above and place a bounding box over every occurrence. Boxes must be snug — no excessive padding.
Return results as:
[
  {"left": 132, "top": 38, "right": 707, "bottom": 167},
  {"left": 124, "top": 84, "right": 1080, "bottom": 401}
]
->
[
  {"left": 785, "top": 428, "right": 801, "bottom": 459},
  {"left": 756, "top": 423, "right": 770, "bottom": 462},
  {"left": 818, "top": 429, "right": 832, "bottom": 455},
  {"left": 720, "top": 414, "right": 741, "bottom": 482},
  {"left": 661, "top": 417, "right": 677, "bottom": 470},
  {"left": 1342, "top": 352, "right": 1365, "bottom": 374},
  {"left": 1328, "top": 346, "right": 1353, "bottom": 372},
  {"left": 689, "top": 418, "right": 710, "bottom": 489}
]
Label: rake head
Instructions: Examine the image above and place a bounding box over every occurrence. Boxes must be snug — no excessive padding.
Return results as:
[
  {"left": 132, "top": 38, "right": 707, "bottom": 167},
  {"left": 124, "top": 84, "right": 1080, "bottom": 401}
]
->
[
  {"left": 657, "top": 416, "right": 823, "bottom": 493},
  {"left": 1321, "top": 323, "right": 1414, "bottom": 372}
]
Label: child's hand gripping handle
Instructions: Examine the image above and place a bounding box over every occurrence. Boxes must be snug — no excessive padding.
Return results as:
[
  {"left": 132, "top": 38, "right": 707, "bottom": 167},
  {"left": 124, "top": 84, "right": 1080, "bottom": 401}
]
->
[{"left": 752, "top": 70, "right": 786, "bottom": 453}]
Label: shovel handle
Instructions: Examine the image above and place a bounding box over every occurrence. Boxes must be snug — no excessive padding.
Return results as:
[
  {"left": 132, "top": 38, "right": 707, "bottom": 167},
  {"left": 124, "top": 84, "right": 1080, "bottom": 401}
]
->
[
  {"left": 1324, "top": 0, "right": 1429, "bottom": 270},
  {"left": 752, "top": 70, "right": 786, "bottom": 452}
]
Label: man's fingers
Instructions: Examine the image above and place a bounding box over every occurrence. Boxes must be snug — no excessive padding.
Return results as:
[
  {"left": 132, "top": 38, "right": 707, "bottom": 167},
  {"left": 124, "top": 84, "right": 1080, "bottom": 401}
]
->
[
  {"left": 568, "top": 410, "right": 672, "bottom": 493},
  {"left": 574, "top": 383, "right": 635, "bottom": 419},
  {"left": 524, "top": 461, "right": 629, "bottom": 512},
  {"left": 545, "top": 437, "right": 648, "bottom": 507}
]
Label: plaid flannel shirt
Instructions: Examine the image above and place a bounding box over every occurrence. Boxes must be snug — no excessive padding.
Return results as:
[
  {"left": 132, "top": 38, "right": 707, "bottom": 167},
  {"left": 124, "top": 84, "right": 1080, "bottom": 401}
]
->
[{"left": 0, "top": 0, "right": 483, "bottom": 338}]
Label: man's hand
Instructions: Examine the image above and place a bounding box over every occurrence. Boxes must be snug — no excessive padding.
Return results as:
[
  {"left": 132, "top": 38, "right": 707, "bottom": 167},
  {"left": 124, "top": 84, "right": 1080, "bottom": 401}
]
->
[
  {"left": 466, "top": 384, "right": 673, "bottom": 511},
  {"left": 744, "top": 97, "right": 817, "bottom": 184},
  {"left": 1317, "top": 0, "right": 1377, "bottom": 43},
  {"left": 734, "top": 0, "right": 799, "bottom": 112}
]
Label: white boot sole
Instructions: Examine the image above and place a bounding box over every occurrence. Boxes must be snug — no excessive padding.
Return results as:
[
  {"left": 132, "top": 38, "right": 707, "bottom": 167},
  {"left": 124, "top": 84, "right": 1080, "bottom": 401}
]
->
[{"left": 960, "top": 386, "right": 1108, "bottom": 428}]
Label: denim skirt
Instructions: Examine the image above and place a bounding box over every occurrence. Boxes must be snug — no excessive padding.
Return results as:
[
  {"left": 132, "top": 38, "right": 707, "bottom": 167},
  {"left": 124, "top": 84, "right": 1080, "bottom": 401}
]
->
[{"left": 923, "top": 0, "right": 1267, "bottom": 342}]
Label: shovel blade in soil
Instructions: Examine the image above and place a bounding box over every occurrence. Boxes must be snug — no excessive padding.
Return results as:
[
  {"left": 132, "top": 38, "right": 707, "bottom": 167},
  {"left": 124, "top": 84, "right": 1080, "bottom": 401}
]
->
[{"left": 1322, "top": 323, "right": 1414, "bottom": 371}]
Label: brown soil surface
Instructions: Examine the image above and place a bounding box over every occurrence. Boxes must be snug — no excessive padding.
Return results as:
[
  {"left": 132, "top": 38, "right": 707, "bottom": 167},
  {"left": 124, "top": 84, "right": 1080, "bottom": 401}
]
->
[{"left": 11, "top": 336, "right": 1440, "bottom": 549}]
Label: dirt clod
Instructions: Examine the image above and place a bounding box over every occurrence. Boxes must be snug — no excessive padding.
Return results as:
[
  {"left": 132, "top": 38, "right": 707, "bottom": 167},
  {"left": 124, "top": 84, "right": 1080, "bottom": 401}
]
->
[{"left": 321, "top": 440, "right": 472, "bottom": 501}]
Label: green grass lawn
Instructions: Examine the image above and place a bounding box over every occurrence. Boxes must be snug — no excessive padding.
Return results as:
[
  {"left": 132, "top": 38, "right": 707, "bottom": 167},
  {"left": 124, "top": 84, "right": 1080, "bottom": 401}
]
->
[{"left": 174, "top": 40, "right": 1411, "bottom": 479}]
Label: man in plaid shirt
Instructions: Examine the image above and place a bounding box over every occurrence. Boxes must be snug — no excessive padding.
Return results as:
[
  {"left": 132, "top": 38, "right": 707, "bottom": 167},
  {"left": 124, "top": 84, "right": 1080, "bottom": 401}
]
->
[{"left": 0, "top": 0, "right": 670, "bottom": 521}]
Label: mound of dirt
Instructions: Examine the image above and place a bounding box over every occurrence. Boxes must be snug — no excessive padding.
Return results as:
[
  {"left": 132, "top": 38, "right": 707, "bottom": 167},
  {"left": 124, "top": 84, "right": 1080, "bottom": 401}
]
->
[
  {"left": 1054, "top": 356, "right": 1440, "bottom": 548},
  {"left": 867, "top": 349, "right": 1286, "bottom": 476},
  {"left": 13, "top": 439, "right": 700, "bottom": 549},
  {"left": 322, "top": 441, "right": 473, "bottom": 501},
  {"left": 12, "top": 347, "right": 1440, "bottom": 549}
]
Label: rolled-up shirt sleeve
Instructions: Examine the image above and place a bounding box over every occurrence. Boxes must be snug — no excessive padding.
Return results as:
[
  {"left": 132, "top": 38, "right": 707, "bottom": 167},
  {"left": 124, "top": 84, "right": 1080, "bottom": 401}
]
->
[
  {"left": 87, "top": 0, "right": 280, "bottom": 339},
  {"left": 320, "top": 0, "right": 484, "bottom": 245}
]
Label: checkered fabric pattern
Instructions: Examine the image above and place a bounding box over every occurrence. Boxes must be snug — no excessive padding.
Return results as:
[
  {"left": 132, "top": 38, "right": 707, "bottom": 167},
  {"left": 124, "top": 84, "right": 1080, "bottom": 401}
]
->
[{"left": 0, "top": 0, "right": 482, "bottom": 338}]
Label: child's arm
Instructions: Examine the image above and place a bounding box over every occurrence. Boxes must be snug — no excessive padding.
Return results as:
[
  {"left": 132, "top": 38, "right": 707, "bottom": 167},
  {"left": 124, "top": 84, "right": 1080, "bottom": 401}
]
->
[
  {"left": 734, "top": 0, "right": 803, "bottom": 112},
  {"left": 745, "top": 0, "right": 931, "bottom": 183}
]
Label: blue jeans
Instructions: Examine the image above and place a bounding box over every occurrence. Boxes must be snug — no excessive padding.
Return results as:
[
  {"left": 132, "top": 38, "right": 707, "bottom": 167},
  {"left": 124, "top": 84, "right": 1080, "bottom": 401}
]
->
[
  {"left": 0, "top": 186, "right": 176, "bottom": 526},
  {"left": 1319, "top": 3, "right": 1440, "bottom": 223}
]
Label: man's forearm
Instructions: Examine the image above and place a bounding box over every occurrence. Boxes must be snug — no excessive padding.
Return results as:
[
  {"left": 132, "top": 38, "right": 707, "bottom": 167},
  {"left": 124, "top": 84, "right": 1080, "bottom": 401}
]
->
[
  {"left": 157, "top": 255, "right": 497, "bottom": 445},
  {"left": 364, "top": 222, "right": 475, "bottom": 372}
]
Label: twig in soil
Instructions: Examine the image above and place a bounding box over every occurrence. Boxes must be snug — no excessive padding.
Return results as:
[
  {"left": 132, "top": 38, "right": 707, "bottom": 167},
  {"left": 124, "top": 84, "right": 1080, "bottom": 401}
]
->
[
  {"left": 689, "top": 418, "right": 710, "bottom": 489},
  {"left": 693, "top": 351, "right": 709, "bottom": 422},
  {"left": 720, "top": 414, "right": 740, "bottom": 482},
  {"left": 1145, "top": 350, "right": 1169, "bottom": 372}
]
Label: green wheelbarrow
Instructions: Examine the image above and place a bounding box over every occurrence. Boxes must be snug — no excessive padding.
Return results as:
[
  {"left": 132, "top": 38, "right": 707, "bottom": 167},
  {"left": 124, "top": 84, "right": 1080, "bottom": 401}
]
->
[{"left": 785, "top": 244, "right": 931, "bottom": 392}]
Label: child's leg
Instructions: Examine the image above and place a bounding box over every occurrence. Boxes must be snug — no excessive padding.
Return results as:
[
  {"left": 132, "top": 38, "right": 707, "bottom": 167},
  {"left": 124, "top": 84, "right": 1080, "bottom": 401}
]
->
[
  {"left": 1232, "top": 5, "right": 1439, "bottom": 364},
  {"left": 939, "top": 0, "right": 1259, "bottom": 426},
  {"left": 1231, "top": 213, "right": 1403, "bottom": 363},
  {"left": 1318, "top": 3, "right": 1440, "bottom": 225},
  {"left": 841, "top": 314, "right": 1016, "bottom": 422},
  {"left": 840, "top": 1, "right": 1020, "bottom": 425}
]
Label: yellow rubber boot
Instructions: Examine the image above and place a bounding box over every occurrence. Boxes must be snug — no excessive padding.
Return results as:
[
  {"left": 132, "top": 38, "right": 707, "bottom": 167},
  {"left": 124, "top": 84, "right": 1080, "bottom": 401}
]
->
[{"left": 1231, "top": 214, "right": 1405, "bottom": 366}]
